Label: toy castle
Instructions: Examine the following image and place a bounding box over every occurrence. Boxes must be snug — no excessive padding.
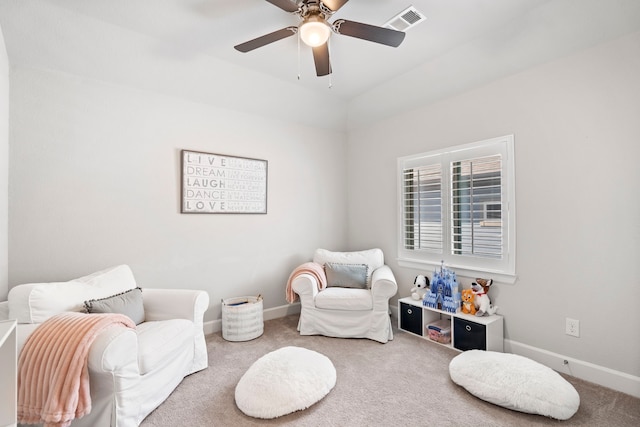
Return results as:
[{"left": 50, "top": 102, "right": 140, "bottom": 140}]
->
[{"left": 423, "top": 261, "right": 461, "bottom": 313}]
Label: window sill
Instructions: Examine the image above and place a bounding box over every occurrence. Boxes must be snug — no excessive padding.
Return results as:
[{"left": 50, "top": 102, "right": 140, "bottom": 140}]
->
[{"left": 397, "top": 257, "right": 517, "bottom": 285}]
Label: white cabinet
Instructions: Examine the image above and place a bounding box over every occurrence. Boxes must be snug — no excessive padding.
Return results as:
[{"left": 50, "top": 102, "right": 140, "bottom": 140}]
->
[
  {"left": 0, "top": 319, "right": 17, "bottom": 427},
  {"left": 398, "top": 296, "right": 503, "bottom": 352}
]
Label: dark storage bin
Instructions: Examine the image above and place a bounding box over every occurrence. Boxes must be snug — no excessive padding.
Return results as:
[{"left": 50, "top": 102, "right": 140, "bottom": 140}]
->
[
  {"left": 400, "top": 302, "right": 423, "bottom": 336},
  {"left": 454, "top": 317, "right": 486, "bottom": 351}
]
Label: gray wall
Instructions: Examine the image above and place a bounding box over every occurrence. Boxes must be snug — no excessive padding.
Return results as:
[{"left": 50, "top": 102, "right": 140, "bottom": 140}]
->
[
  {"left": 8, "top": 66, "right": 348, "bottom": 322},
  {"left": 0, "top": 26, "right": 8, "bottom": 300},
  {"left": 347, "top": 32, "right": 640, "bottom": 379}
]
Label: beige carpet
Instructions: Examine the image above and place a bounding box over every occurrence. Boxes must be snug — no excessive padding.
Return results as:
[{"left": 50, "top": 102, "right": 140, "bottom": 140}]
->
[{"left": 141, "top": 315, "right": 639, "bottom": 426}]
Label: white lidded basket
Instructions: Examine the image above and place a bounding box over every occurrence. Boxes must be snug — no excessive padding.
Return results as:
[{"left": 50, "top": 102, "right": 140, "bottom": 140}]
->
[{"left": 221, "top": 295, "right": 264, "bottom": 342}]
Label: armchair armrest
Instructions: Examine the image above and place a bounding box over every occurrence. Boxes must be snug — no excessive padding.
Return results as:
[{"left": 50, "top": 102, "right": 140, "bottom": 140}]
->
[
  {"left": 86, "top": 326, "right": 142, "bottom": 423},
  {"left": 88, "top": 326, "right": 139, "bottom": 373},
  {"left": 291, "top": 274, "right": 321, "bottom": 308},
  {"left": 142, "top": 288, "right": 209, "bottom": 323},
  {"left": 371, "top": 265, "right": 398, "bottom": 311}
]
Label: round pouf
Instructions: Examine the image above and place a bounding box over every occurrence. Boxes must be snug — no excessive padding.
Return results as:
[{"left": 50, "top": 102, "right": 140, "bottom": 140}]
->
[
  {"left": 235, "top": 346, "right": 336, "bottom": 419},
  {"left": 449, "top": 350, "right": 580, "bottom": 420}
]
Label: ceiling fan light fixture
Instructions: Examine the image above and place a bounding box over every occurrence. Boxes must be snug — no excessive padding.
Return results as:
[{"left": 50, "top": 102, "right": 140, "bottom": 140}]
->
[{"left": 299, "top": 16, "right": 331, "bottom": 47}]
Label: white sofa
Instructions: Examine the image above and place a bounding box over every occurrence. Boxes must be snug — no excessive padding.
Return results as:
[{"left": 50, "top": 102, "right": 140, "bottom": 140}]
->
[
  {"left": 0, "top": 265, "right": 209, "bottom": 427},
  {"left": 292, "top": 248, "right": 397, "bottom": 343}
]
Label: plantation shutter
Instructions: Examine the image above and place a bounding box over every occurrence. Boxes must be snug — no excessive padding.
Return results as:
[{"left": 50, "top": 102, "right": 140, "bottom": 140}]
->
[
  {"left": 450, "top": 154, "right": 503, "bottom": 259},
  {"left": 402, "top": 163, "right": 442, "bottom": 253}
]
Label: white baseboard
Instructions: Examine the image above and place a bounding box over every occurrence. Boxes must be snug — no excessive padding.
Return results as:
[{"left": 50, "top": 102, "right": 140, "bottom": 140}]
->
[
  {"left": 505, "top": 339, "right": 640, "bottom": 399},
  {"left": 203, "top": 302, "right": 301, "bottom": 335},
  {"left": 390, "top": 303, "right": 639, "bottom": 398}
]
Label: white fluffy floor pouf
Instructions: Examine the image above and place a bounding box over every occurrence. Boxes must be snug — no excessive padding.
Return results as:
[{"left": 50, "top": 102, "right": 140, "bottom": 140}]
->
[
  {"left": 449, "top": 350, "right": 580, "bottom": 420},
  {"left": 235, "top": 346, "right": 337, "bottom": 419}
]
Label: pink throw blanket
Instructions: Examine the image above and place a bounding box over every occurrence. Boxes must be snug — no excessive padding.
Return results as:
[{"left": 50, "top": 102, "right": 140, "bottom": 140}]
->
[
  {"left": 18, "top": 312, "right": 135, "bottom": 427},
  {"left": 286, "top": 262, "right": 327, "bottom": 303}
]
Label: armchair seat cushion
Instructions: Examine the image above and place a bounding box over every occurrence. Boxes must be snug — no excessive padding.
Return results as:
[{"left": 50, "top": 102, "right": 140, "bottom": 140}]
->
[
  {"left": 314, "top": 288, "right": 372, "bottom": 311},
  {"left": 137, "top": 319, "right": 195, "bottom": 375}
]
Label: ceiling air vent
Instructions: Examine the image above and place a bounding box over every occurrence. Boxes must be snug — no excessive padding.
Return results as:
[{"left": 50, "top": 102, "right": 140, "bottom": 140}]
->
[{"left": 384, "top": 5, "right": 425, "bottom": 32}]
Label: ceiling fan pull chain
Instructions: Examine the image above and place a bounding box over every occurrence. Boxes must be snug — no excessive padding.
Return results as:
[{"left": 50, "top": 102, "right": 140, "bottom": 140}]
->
[
  {"left": 328, "top": 39, "right": 332, "bottom": 89},
  {"left": 297, "top": 30, "right": 301, "bottom": 80}
]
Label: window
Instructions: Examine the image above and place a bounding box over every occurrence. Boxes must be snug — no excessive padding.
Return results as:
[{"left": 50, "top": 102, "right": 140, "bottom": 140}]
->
[{"left": 398, "top": 135, "right": 516, "bottom": 282}]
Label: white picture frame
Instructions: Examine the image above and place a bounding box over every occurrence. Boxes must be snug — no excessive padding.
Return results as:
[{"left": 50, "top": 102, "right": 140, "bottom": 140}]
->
[{"left": 181, "top": 150, "right": 268, "bottom": 214}]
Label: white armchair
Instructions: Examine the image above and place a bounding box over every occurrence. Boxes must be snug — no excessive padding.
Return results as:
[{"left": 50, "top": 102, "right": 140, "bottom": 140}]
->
[
  {"left": 290, "top": 248, "right": 397, "bottom": 343},
  {"left": 1, "top": 265, "right": 209, "bottom": 427}
]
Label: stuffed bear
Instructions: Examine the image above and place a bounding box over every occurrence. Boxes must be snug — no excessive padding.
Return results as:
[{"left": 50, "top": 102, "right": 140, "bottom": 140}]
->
[
  {"left": 471, "top": 278, "right": 498, "bottom": 316},
  {"left": 411, "top": 275, "right": 430, "bottom": 300},
  {"left": 461, "top": 289, "right": 476, "bottom": 315}
]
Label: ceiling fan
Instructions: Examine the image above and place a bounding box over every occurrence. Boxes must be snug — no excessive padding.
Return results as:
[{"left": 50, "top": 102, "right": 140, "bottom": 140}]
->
[{"left": 234, "top": 0, "right": 406, "bottom": 76}]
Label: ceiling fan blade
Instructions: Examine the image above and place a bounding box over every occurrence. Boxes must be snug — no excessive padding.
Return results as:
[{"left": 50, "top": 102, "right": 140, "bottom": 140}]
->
[
  {"left": 234, "top": 27, "right": 298, "bottom": 53},
  {"left": 333, "top": 19, "right": 405, "bottom": 47},
  {"left": 265, "top": 0, "right": 299, "bottom": 13},
  {"left": 322, "top": 0, "right": 349, "bottom": 12},
  {"left": 312, "top": 43, "right": 331, "bottom": 76}
]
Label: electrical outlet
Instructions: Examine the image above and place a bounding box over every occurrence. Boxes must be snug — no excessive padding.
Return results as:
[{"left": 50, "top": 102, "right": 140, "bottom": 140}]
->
[{"left": 566, "top": 318, "right": 580, "bottom": 337}]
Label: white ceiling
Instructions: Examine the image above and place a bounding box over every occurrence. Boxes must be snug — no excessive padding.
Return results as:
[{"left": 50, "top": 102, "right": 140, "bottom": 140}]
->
[{"left": 1, "top": 0, "right": 640, "bottom": 130}]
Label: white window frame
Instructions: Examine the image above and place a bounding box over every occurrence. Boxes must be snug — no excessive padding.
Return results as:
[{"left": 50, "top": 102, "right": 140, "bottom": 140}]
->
[{"left": 397, "top": 135, "right": 516, "bottom": 283}]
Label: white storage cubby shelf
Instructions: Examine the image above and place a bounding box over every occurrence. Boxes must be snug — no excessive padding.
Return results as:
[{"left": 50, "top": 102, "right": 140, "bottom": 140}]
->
[{"left": 398, "top": 296, "right": 504, "bottom": 352}]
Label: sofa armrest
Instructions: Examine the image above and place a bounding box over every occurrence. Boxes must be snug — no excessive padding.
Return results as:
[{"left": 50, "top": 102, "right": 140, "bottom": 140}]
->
[
  {"left": 371, "top": 265, "right": 398, "bottom": 311},
  {"left": 291, "top": 274, "right": 320, "bottom": 308},
  {"left": 142, "top": 288, "right": 209, "bottom": 323}
]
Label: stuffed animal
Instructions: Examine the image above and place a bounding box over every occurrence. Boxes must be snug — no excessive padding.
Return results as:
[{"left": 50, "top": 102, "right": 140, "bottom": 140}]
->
[
  {"left": 460, "top": 289, "right": 476, "bottom": 315},
  {"left": 471, "top": 278, "right": 498, "bottom": 316},
  {"left": 411, "top": 275, "right": 430, "bottom": 300}
]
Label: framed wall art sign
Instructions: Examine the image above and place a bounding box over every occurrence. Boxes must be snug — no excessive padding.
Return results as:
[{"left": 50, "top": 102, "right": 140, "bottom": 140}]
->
[{"left": 181, "top": 150, "right": 268, "bottom": 214}]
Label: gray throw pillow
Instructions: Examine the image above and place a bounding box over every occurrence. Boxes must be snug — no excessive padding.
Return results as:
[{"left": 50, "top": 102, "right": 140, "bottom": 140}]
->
[
  {"left": 325, "top": 263, "right": 368, "bottom": 289},
  {"left": 84, "top": 287, "right": 145, "bottom": 325}
]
